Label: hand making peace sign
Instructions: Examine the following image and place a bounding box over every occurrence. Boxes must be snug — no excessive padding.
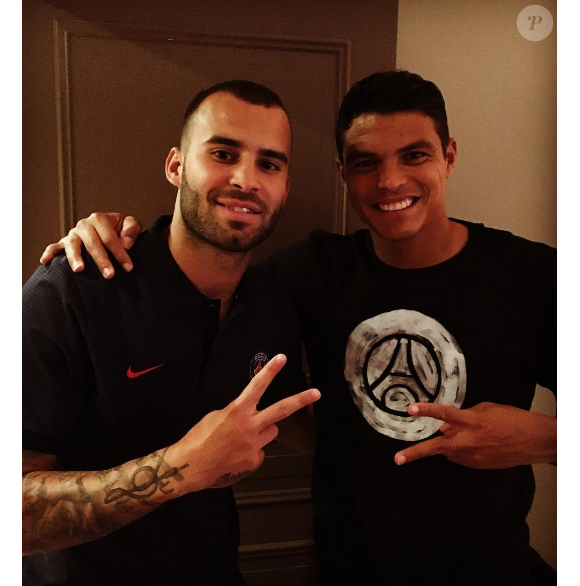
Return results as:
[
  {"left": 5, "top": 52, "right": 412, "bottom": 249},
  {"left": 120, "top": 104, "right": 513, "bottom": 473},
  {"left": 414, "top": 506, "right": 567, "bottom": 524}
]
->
[{"left": 166, "top": 354, "right": 320, "bottom": 493}]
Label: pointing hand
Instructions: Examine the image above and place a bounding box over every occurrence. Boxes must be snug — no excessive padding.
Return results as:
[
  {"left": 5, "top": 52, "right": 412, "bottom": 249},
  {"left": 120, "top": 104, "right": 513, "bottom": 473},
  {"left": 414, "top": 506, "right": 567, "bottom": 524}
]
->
[{"left": 394, "top": 401, "right": 556, "bottom": 469}]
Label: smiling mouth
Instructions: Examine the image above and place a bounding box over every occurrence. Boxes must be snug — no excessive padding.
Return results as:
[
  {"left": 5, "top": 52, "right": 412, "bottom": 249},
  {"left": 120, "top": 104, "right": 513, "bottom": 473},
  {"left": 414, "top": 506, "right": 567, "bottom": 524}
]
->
[
  {"left": 216, "top": 202, "right": 260, "bottom": 215},
  {"left": 223, "top": 205, "right": 257, "bottom": 214},
  {"left": 375, "top": 197, "right": 417, "bottom": 212}
]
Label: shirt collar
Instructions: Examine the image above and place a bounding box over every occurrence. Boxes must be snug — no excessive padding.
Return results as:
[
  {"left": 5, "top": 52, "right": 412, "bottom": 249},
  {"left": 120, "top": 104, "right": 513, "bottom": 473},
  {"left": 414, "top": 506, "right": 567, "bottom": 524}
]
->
[{"left": 131, "top": 215, "right": 252, "bottom": 316}]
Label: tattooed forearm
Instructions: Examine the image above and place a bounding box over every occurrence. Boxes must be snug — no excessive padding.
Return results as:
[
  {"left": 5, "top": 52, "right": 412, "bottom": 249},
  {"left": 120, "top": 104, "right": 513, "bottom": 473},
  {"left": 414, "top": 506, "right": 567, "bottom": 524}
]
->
[
  {"left": 22, "top": 449, "right": 189, "bottom": 555},
  {"left": 104, "top": 450, "right": 188, "bottom": 505}
]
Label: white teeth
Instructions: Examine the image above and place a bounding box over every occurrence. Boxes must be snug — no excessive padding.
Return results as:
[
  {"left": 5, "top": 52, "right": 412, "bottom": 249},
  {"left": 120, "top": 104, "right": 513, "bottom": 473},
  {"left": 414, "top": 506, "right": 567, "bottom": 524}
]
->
[
  {"left": 228, "top": 206, "right": 253, "bottom": 213},
  {"left": 378, "top": 197, "right": 414, "bottom": 212}
]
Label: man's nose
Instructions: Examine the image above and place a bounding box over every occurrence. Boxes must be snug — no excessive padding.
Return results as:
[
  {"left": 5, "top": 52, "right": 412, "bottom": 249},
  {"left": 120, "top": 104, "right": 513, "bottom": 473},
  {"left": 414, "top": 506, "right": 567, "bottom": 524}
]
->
[
  {"left": 378, "top": 162, "right": 407, "bottom": 191},
  {"left": 230, "top": 159, "right": 260, "bottom": 192}
]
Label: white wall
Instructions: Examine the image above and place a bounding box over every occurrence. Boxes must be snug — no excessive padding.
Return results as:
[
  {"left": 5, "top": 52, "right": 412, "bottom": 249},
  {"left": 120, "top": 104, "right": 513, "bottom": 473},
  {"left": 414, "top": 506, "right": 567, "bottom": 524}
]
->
[{"left": 397, "top": 0, "right": 556, "bottom": 568}]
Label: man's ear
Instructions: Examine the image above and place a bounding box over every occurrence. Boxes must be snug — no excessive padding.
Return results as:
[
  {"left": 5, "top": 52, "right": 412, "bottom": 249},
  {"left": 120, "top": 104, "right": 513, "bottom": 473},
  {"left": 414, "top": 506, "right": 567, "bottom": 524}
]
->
[
  {"left": 445, "top": 139, "right": 458, "bottom": 178},
  {"left": 165, "top": 147, "right": 182, "bottom": 187}
]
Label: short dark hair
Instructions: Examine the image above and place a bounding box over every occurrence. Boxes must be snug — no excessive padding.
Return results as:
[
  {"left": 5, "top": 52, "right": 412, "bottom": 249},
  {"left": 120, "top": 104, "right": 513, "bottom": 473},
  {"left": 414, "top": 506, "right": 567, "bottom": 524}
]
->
[
  {"left": 335, "top": 70, "right": 450, "bottom": 161},
  {"left": 181, "top": 80, "right": 287, "bottom": 147}
]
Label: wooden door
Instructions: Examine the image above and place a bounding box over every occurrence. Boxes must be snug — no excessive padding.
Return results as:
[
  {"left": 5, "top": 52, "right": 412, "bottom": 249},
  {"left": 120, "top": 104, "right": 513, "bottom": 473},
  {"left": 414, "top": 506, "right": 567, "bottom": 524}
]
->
[{"left": 23, "top": 1, "right": 398, "bottom": 582}]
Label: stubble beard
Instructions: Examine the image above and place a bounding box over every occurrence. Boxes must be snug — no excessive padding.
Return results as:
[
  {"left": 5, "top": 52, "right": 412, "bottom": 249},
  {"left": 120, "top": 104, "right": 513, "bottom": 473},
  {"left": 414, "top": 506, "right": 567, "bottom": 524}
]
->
[{"left": 179, "top": 171, "right": 281, "bottom": 253}]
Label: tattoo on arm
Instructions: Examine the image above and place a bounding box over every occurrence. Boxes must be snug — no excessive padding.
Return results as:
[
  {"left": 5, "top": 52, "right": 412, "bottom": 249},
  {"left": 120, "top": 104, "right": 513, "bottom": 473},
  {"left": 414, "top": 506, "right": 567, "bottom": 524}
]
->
[
  {"left": 22, "top": 448, "right": 189, "bottom": 555},
  {"left": 104, "top": 450, "right": 188, "bottom": 505},
  {"left": 211, "top": 470, "right": 252, "bottom": 488}
]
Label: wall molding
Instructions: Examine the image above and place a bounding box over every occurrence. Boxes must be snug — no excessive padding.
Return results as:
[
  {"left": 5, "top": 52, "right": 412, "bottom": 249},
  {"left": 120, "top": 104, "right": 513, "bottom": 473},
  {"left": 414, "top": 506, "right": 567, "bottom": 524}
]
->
[
  {"left": 239, "top": 538, "right": 314, "bottom": 559},
  {"left": 235, "top": 487, "right": 311, "bottom": 507}
]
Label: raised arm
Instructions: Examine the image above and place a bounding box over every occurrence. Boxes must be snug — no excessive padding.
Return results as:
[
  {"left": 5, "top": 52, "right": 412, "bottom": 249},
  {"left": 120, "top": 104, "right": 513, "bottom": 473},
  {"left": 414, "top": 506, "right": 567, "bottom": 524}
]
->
[
  {"left": 40, "top": 212, "right": 142, "bottom": 279},
  {"left": 23, "top": 355, "right": 320, "bottom": 555}
]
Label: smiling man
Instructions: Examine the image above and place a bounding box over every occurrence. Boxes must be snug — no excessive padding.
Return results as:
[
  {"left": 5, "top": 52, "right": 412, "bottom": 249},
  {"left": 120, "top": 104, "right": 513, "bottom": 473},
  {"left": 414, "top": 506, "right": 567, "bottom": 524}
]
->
[
  {"left": 339, "top": 110, "right": 464, "bottom": 265},
  {"left": 174, "top": 90, "right": 289, "bottom": 256},
  {"left": 22, "top": 81, "right": 320, "bottom": 586}
]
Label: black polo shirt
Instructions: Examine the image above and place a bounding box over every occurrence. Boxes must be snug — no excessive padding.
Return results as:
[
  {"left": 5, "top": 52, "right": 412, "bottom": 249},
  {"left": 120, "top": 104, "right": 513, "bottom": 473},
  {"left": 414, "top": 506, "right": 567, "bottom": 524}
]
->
[{"left": 22, "top": 215, "right": 305, "bottom": 586}]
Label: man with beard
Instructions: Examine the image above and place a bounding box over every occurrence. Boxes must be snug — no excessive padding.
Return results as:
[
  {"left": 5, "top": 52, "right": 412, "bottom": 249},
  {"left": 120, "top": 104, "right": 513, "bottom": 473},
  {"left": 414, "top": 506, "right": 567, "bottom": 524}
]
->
[{"left": 22, "top": 80, "right": 320, "bottom": 586}]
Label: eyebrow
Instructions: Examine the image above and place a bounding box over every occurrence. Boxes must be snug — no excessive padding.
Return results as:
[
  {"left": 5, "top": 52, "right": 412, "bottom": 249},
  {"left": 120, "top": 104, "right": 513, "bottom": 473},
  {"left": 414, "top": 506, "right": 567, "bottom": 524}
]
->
[
  {"left": 344, "top": 140, "right": 438, "bottom": 165},
  {"left": 343, "top": 149, "right": 377, "bottom": 165},
  {"left": 397, "top": 140, "right": 438, "bottom": 154},
  {"left": 205, "top": 135, "right": 288, "bottom": 165}
]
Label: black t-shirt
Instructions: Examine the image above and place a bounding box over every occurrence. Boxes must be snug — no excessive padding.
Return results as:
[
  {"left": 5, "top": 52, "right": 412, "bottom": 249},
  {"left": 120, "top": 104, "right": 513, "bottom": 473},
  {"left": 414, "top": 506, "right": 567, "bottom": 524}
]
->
[
  {"left": 264, "top": 219, "right": 556, "bottom": 585},
  {"left": 22, "top": 215, "right": 305, "bottom": 586}
]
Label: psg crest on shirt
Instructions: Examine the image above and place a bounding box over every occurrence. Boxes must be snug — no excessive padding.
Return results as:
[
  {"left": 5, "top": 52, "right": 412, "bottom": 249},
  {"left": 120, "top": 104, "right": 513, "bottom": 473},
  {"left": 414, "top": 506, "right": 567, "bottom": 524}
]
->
[
  {"left": 250, "top": 352, "right": 269, "bottom": 380},
  {"left": 345, "top": 310, "right": 466, "bottom": 441}
]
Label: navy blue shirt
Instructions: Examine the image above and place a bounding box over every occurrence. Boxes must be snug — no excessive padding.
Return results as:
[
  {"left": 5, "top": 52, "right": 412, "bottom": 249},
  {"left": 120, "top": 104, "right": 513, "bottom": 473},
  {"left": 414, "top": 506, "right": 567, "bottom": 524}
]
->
[{"left": 23, "top": 215, "right": 305, "bottom": 586}]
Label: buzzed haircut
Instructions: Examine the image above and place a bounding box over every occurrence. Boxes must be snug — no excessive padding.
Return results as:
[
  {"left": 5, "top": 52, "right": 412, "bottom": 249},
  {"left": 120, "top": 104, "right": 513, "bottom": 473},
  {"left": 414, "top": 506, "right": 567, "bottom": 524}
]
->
[
  {"left": 335, "top": 70, "right": 450, "bottom": 161},
  {"left": 181, "top": 80, "right": 288, "bottom": 148}
]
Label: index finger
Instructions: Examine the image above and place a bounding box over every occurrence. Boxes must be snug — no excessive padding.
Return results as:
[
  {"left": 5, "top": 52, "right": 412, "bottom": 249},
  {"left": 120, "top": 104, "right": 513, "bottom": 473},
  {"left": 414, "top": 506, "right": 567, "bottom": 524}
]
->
[
  {"left": 395, "top": 436, "right": 446, "bottom": 465},
  {"left": 407, "top": 402, "right": 466, "bottom": 424},
  {"left": 235, "top": 354, "right": 288, "bottom": 408}
]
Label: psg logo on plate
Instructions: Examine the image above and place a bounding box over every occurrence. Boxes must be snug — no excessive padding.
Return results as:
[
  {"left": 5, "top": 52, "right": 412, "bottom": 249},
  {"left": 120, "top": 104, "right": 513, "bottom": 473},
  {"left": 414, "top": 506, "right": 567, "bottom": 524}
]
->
[{"left": 250, "top": 352, "right": 269, "bottom": 380}]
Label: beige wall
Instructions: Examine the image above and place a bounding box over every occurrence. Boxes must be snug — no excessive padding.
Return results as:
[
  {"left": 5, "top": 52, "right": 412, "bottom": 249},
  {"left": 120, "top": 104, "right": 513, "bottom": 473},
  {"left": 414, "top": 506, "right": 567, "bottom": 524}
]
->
[{"left": 396, "top": 0, "right": 556, "bottom": 568}]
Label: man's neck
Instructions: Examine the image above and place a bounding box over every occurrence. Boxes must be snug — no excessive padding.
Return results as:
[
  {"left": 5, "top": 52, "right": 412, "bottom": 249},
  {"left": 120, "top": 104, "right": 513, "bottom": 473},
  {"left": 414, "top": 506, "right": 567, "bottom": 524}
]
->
[
  {"left": 372, "top": 218, "right": 468, "bottom": 269},
  {"left": 166, "top": 220, "right": 251, "bottom": 320}
]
